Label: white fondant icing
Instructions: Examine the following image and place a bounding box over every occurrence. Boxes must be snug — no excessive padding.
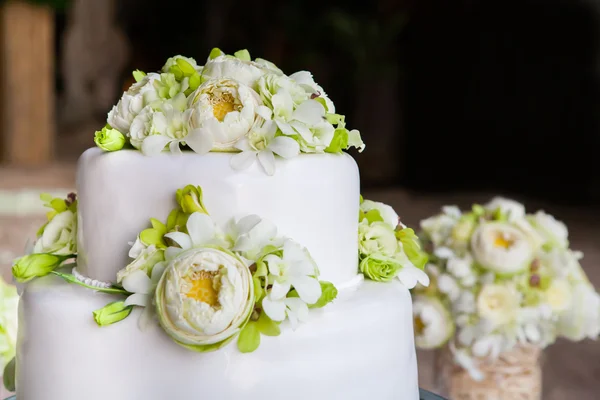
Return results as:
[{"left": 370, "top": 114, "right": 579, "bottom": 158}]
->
[
  {"left": 16, "top": 275, "right": 419, "bottom": 400},
  {"left": 76, "top": 148, "right": 360, "bottom": 286}
]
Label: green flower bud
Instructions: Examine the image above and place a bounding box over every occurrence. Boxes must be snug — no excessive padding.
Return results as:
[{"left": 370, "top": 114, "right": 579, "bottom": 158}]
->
[
  {"left": 12, "top": 253, "right": 71, "bottom": 283},
  {"left": 94, "top": 126, "right": 126, "bottom": 152},
  {"left": 3, "top": 356, "right": 15, "bottom": 392},
  {"left": 132, "top": 69, "right": 146, "bottom": 82},
  {"left": 93, "top": 301, "right": 133, "bottom": 327},
  {"left": 176, "top": 185, "right": 209, "bottom": 215},
  {"left": 359, "top": 253, "right": 402, "bottom": 282},
  {"left": 209, "top": 47, "right": 225, "bottom": 60},
  {"left": 234, "top": 49, "right": 251, "bottom": 62}
]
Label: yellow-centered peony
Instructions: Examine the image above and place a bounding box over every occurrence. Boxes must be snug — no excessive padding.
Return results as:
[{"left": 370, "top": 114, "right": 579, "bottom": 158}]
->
[{"left": 185, "top": 270, "right": 220, "bottom": 307}]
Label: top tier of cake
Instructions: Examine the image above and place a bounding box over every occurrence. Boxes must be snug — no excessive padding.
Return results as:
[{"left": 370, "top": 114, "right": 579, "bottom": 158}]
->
[{"left": 76, "top": 148, "right": 360, "bottom": 285}]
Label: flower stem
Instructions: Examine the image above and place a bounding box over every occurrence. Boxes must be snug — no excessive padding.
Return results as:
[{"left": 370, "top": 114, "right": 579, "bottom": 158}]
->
[{"left": 50, "top": 271, "right": 131, "bottom": 295}]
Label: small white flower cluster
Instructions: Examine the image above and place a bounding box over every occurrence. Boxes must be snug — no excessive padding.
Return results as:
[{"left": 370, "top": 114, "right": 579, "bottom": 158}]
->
[
  {"left": 412, "top": 197, "right": 600, "bottom": 379},
  {"left": 103, "top": 49, "right": 365, "bottom": 175}
]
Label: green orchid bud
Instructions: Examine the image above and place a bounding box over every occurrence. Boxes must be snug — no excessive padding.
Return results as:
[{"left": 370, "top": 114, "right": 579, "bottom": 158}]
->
[
  {"left": 209, "top": 47, "right": 225, "bottom": 60},
  {"left": 176, "top": 185, "right": 209, "bottom": 215},
  {"left": 93, "top": 301, "right": 133, "bottom": 327},
  {"left": 12, "top": 253, "right": 71, "bottom": 283},
  {"left": 359, "top": 254, "right": 402, "bottom": 282},
  {"left": 94, "top": 126, "right": 126, "bottom": 152}
]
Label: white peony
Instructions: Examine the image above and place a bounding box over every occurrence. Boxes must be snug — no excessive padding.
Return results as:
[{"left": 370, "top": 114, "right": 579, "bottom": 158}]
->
[
  {"left": 557, "top": 283, "right": 600, "bottom": 341},
  {"left": 470, "top": 222, "right": 534, "bottom": 275},
  {"left": 188, "top": 79, "right": 264, "bottom": 152},
  {"left": 107, "top": 73, "right": 160, "bottom": 134},
  {"left": 477, "top": 283, "right": 521, "bottom": 326},
  {"left": 230, "top": 119, "right": 300, "bottom": 176},
  {"left": 529, "top": 211, "right": 569, "bottom": 249},
  {"left": 155, "top": 247, "right": 254, "bottom": 350},
  {"left": 33, "top": 210, "right": 77, "bottom": 255},
  {"left": 413, "top": 295, "right": 454, "bottom": 349},
  {"left": 358, "top": 219, "right": 398, "bottom": 257},
  {"left": 484, "top": 197, "right": 525, "bottom": 221},
  {"left": 360, "top": 199, "right": 400, "bottom": 229},
  {"left": 202, "top": 55, "right": 269, "bottom": 88}
]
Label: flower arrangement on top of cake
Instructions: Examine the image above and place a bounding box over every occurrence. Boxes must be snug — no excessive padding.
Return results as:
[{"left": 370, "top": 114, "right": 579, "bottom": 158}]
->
[
  {"left": 411, "top": 197, "right": 600, "bottom": 380},
  {"left": 94, "top": 49, "right": 365, "bottom": 175}
]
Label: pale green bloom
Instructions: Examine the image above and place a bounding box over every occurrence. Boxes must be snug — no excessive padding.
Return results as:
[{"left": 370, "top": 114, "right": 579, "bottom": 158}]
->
[
  {"left": 289, "top": 71, "right": 335, "bottom": 113},
  {"left": 544, "top": 279, "right": 572, "bottom": 312},
  {"left": 12, "top": 253, "right": 71, "bottom": 282},
  {"left": 152, "top": 73, "right": 189, "bottom": 101},
  {"left": 358, "top": 219, "right": 398, "bottom": 257},
  {"left": 188, "top": 78, "right": 264, "bottom": 152},
  {"left": 155, "top": 247, "right": 254, "bottom": 351},
  {"left": 413, "top": 295, "right": 454, "bottom": 349},
  {"left": 477, "top": 283, "right": 521, "bottom": 326},
  {"left": 33, "top": 208, "right": 77, "bottom": 256},
  {"left": 359, "top": 253, "right": 401, "bottom": 282},
  {"left": 294, "top": 120, "right": 336, "bottom": 154},
  {"left": 484, "top": 197, "right": 525, "bottom": 222},
  {"left": 162, "top": 55, "right": 201, "bottom": 76},
  {"left": 256, "top": 73, "right": 307, "bottom": 109},
  {"left": 0, "top": 277, "right": 18, "bottom": 370},
  {"left": 93, "top": 301, "right": 133, "bottom": 327},
  {"left": 470, "top": 222, "right": 533, "bottom": 275},
  {"left": 116, "top": 238, "right": 165, "bottom": 284},
  {"left": 360, "top": 199, "right": 399, "bottom": 229},
  {"left": 107, "top": 73, "right": 160, "bottom": 134},
  {"left": 176, "top": 185, "right": 209, "bottom": 215},
  {"left": 94, "top": 126, "right": 126, "bottom": 152},
  {"left": 451, "top": 215, "right": 476, "bottom": 247}
]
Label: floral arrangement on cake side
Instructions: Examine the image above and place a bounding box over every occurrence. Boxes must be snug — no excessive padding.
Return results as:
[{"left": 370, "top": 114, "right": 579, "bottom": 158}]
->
[
  {"left": 94, "top": 49, "right": 364, "bottom": 175},
  {"left": 0, "top": 276, "right": 18, "bottom": 393},
  {"left": 411, "top": 197, "right": 600, "bottom": 398}
]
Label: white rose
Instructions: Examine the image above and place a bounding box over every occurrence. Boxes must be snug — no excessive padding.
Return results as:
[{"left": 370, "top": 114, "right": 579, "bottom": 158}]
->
[
  {"left": 484, "top": 197, "right": 525, "bottom": 221},
  {"left": 557, "top": 283, "right": 600, "bottom": 341},
  {"left": 529, "top": 211, "right": 569, "bottom": 249},
  {"left": 202, "top": 55, "right": 269, "bottom": 88},
  {"left": 33, "top": 210, "right": 77, "bottom": 255},
  {"left": 360, "top": 199, "right": 400, "bottom": 229},
  {"left": 477, "top": 283, "right": 521, "bottom": 326},
  {"left": 413, "top": 295, "right": 454, "bottom": 349},
  {"left": 358, "top": 219, "right": 398, "bottom": 257},
  {"left": 289, "top": 71, "right": 335, "bottom": 113},
  {"left": 107, "top": 73, "right": 160, "bottom": 134},
  {"left": 188, "top": 78, "right": 264, "bottom": 151},
  {"left": 470, "top": 222, "right": 534, "bottom": 275}
]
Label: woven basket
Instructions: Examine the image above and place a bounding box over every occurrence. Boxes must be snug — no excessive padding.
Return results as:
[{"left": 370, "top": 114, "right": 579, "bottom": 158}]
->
[{"left": 435, "top": 345, "right": 542, "bottom": 400}]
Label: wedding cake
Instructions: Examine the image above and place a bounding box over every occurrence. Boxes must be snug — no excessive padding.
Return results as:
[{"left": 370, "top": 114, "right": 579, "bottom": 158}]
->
[{"left": 9, "top": 49, "right": 430, "bottom": 400}]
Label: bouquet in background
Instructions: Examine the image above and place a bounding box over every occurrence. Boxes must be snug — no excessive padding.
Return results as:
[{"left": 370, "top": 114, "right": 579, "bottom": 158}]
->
[
  {"left": 0, "top": 276, "right": 18, "bottom": 392},
  {"left": 412, "top": 197, "right": 600, "bottom": 379}
]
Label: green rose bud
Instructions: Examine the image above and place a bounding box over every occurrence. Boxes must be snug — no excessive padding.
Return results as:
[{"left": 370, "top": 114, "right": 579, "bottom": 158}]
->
[
  {"left": 359, "top": 253, "right": 402, "bottom": 282},
  {"left": 176, "top": 185, "right": 209, "bottom": 215},
  {"left": 93, "top": 301, "right": 133, "bottom": 327},
  {"left": 12, "top": 253, "right": 72, "bottom": 283},
  {"left": 94, "top": 126, "right": 126, "bottom": 152}
]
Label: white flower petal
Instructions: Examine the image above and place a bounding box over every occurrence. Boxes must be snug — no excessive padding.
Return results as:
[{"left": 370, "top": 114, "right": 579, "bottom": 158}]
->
[
  {"left": 186, "top": 212, "right": 216, "bottom": 246},
  {"left": 269, "top": 136, "right": 300, "bottom": 159},
  {"left": 165, "top": 246, "right": 183, "bottom": 261},
  {"left": 124, "top": 293, "right": 150, "bottom": 307},
  {"left": 151, "top": 262, "right": 167, "bottom": 283},
  {"left": 141, "top": 135, "right": 171, "bottom": 156},
  {"left": 256, "top": 105, "right": 272, "bottom": 120},
  {"left": 292, "top": 99, "right": 325, "bottom": 125},
  {"left": 288, "top": 276, "right": 321, "bottom": 304},
  {"left": 169, "top": 140, "right": 182, "bottom": 154},
  {"left": 185, "top": 128, "right": 214, "bottom": 155},
  {"left": 234, "top": 138, "right": 252, "bottom": 152},
  {"left": 257, "top": 149, "right": 276, "bottom": 175},
  {"left": 275, "top": 120, "right": 296, "bottom": 136},
  {"left": 236, "top": 215, "right": 262, "bottom": 235},
  {"left": 230, "top": 150, "right": 257, "bottom": 171},
  {"left": 163, "top": 232, "right": 193, "bottom": 250},
  {"left": 270, "top": 281, "right": 291, "bottom": 300},
  {"left": 262, "top": 296, "right": 286, "bottom": 321},
  {"left": 397, "top": 266, "right": 430, "bottom": 289},
  {"left": 285, "top": 297, "right": 309, "bottom": 323},
  {"left": 122, "top": 270, "right": 152, "bottom": 294}
]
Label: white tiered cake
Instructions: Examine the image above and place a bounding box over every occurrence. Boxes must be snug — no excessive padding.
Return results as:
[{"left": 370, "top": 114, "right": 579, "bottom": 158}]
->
[{"left": 10, "top": 49, "right": 429, "bottom": 400}]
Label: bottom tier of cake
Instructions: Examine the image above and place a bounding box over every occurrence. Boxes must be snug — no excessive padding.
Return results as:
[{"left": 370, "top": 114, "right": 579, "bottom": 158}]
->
[{"left": 16, "top": 275, "right": 419, "bottom": 400}]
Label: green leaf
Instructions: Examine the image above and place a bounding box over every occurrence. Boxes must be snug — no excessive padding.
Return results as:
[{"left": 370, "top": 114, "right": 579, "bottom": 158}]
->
[
  {"left": 310, "top": 281, "right": 338, "bottom": 308},
  {"left": 237, "top": 321, "right": 260, "bottom": 353},
  {"left": 256, "top": 311, "right": 281, "bottom": 336},
  {"left": 325, "top": 128, "right": 349, "bottom": 153},
  {"left": 176, "top": 58, "right": 196, "bottom": 77},
  {"left": 132, "top": 69, "right": 146, "bottom": 82},
  {"left": 93, "top": 301, "right": 133, "bottom": 327},
  {"left": 234, "top": 49, "right": 251, "bottom": 62},
  {"left": 209, "top": 47, "right": 224, "bottom": 60},
  {"left": 140, "top": 228, "right": 166, "bottom": 248},
  {"left": 3, "top": 356, "right": 15, "bottom": 392}
]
